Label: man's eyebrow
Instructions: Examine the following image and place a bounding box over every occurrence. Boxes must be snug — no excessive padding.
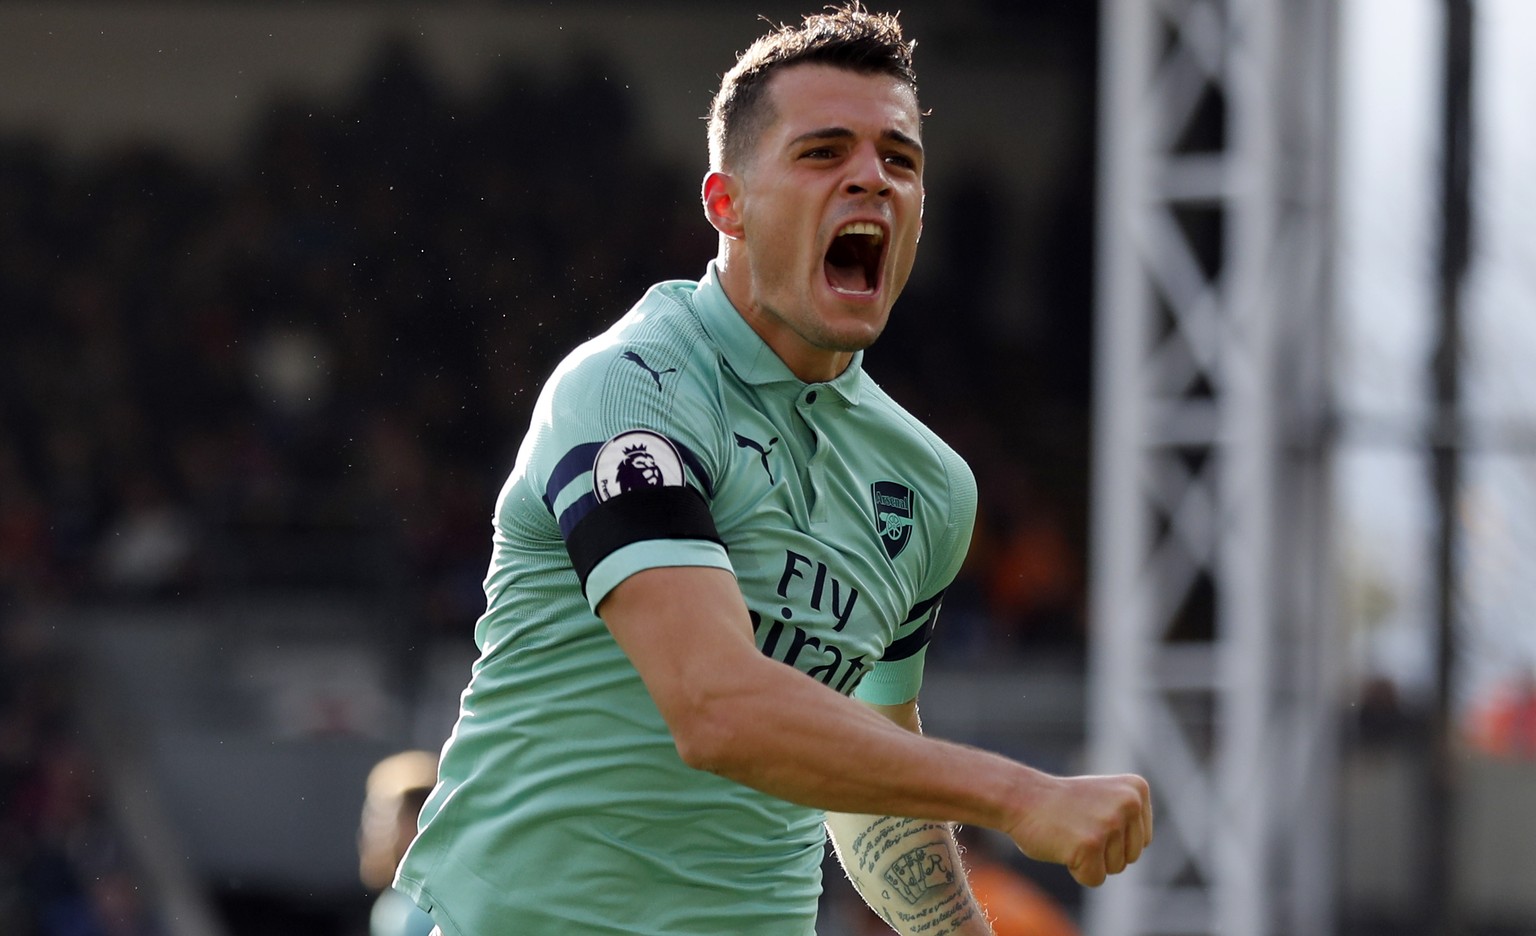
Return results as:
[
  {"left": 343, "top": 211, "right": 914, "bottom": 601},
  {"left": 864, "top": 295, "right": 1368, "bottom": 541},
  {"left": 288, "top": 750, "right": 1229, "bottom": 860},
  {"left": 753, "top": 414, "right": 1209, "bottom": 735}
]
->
[{"left": 788, "top": 127, "right": 924, "bottom": 154}]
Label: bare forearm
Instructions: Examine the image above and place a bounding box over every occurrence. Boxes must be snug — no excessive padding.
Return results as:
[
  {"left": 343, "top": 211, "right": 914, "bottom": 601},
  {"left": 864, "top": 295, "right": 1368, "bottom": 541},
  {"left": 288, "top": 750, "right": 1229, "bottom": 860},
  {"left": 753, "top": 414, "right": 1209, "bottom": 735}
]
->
[
  {"left": 827, "top": 811, "right": 992, "bottom": 936},
  {"left": 608, "top": 566, "right": 1044, "bottom": 829},
  {"left": 682, "top": 653, "right": 1040, "bottom": 829}
]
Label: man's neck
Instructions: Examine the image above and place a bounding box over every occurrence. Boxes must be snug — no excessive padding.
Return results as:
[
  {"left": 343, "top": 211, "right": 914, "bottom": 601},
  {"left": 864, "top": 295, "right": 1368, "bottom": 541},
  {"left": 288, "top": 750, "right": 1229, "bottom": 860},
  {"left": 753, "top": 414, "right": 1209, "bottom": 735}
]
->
[{"left": 714, "top": 252, "right": 852, "bottom": 384}]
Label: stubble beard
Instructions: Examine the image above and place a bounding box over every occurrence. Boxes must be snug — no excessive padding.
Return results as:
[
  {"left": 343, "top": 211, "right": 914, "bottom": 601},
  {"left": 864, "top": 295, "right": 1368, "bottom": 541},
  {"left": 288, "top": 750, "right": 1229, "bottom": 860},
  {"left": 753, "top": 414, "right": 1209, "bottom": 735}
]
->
[{"left": 761, "top": 294, "right": 884, "bottom": 354}]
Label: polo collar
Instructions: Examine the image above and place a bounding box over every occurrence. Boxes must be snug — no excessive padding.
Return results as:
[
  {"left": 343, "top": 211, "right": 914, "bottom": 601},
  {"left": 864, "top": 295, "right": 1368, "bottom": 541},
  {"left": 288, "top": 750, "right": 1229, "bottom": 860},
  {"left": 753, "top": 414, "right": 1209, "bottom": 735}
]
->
[{"left": 692, "top": 262, "right": 865, "bottom": 406}]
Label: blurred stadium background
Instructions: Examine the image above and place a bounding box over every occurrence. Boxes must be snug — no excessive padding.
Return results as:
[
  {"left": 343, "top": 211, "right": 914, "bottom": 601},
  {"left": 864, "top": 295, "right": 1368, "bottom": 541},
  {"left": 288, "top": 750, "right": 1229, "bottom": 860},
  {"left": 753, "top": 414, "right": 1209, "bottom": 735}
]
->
[{"left": 0, "top": 2, "right": 1531, "bottom": 935}]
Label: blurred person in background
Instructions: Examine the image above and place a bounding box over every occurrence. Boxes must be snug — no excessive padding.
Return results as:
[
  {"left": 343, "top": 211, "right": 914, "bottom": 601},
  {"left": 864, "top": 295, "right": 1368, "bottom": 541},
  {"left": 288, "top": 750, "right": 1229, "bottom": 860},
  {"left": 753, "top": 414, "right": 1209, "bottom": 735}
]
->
[
  {"left": 1466, "top": 668, "right": 1536, "bottom": 758},
  {"left": 395, "top": 5, "right": 1151, "bottom": 935},
  {"left": 359, "top": 751, "right": 436, "bottom": 936}
]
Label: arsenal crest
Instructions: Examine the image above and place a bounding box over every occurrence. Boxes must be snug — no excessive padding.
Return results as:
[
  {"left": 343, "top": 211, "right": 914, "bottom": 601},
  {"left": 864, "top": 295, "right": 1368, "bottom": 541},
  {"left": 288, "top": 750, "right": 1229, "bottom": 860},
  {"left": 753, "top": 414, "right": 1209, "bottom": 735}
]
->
[{"left": 870, "top": 480, "right": 916, "bottom": 560}]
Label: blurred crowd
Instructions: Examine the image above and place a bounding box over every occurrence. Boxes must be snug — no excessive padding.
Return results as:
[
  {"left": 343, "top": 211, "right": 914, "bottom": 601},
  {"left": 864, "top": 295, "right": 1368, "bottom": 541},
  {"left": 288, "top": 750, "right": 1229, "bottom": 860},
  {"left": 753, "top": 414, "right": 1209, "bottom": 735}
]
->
[
  {"left": 0, "top": 621, "right": 160, "bottom": 936},
  {"left": 0, "top": 43, "right": 705, "bottom": 628}
]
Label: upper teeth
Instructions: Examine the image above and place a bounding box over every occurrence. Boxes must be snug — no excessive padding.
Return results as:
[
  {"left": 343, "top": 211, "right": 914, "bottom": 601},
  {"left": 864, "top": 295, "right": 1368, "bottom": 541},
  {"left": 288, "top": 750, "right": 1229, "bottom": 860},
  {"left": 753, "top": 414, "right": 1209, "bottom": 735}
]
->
[{"left": 837, "top": 222, "right": 883, "bottom": 241}]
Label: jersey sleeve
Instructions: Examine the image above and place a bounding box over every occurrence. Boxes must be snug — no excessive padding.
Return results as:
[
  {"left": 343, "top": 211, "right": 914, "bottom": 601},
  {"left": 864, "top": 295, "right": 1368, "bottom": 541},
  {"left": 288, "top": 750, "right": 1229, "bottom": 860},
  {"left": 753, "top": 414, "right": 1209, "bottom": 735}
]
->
[
  {"left": 524, "top": 327, "right": 732, "bottom": 613},
  {"left": 854, "top": 446, "right": 978, "bottom": 706}
]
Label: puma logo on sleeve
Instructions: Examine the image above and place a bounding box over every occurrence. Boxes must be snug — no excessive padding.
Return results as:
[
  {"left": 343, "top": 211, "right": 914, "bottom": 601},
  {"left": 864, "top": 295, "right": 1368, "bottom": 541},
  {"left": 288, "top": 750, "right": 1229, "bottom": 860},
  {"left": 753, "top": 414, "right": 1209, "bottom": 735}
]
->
[{"left": 621, "top": 350, "right": 678, "bottom": 391}]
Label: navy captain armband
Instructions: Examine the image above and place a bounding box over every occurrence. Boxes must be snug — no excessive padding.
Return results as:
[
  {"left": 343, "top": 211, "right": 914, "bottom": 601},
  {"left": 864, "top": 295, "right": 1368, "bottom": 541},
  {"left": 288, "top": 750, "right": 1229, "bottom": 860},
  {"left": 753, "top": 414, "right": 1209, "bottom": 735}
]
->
[{"left": 565, "top": 485, "right": 724, "bottom": 592}]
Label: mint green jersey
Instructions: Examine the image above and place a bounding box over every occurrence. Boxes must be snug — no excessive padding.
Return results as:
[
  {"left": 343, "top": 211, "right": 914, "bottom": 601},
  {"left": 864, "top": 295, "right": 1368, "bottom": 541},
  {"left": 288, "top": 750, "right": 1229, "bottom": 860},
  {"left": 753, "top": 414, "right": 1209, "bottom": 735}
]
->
[{"left": 396, "top": 263, "right": 977, "bottom": 935}]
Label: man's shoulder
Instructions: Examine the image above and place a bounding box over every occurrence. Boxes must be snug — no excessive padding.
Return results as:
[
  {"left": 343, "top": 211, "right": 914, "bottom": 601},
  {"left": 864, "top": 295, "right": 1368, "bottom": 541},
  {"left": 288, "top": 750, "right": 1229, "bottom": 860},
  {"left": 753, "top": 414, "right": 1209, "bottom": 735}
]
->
[
  {"left": 615, "top": 277, "right": 710, "bottom": 341},
  {"left": 857, "top": 379, "right": 970, "bottom": 469},
  {"left": 522, "top": 277, "right": 727, "bottom": 473},
  {"left": 542, "top": 278, "right": 717, "bottom": 396}
]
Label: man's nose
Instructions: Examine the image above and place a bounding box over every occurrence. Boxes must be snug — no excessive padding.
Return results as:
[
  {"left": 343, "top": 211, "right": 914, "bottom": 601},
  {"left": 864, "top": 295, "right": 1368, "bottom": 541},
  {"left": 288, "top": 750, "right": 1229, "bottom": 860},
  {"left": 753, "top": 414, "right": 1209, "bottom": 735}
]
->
[{"left": 844, "top": 144, "right": 891, "bottom": 197}]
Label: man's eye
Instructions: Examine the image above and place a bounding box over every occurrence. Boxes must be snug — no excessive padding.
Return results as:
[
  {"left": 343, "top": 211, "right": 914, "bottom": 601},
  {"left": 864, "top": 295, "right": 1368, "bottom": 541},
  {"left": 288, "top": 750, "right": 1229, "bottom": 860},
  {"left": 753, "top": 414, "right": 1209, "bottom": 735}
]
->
[
  {"left": 885, "top": 154, "right": 917, "bottom": 170},
  {"left": 802, "top": 147, "right": 836, "bottom": 159}
]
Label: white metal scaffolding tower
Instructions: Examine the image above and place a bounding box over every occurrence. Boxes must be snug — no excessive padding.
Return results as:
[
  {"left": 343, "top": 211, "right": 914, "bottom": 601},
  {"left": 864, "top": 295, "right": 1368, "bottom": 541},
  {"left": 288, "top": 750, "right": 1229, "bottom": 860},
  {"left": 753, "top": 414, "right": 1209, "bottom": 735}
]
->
[{"left": 1087, "top": 1, "right": 1341, "bottom": 934}]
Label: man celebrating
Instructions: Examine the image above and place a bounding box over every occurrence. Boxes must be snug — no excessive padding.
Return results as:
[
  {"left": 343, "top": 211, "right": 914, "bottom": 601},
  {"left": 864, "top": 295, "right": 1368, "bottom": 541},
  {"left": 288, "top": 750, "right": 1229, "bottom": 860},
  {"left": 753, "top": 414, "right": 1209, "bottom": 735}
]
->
[{"left": 396, "top": 6, "right": 1151, "bottom": 934}]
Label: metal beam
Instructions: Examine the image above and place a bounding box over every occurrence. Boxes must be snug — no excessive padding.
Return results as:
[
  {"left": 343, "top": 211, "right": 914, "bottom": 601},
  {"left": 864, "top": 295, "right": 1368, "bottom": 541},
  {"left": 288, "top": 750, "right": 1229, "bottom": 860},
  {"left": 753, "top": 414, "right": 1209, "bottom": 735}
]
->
[
  {"left": 1087, "top": 1, "right": 1341, "bottom": 933},
  {"left": 1426, "top": 2, "right": 1474, "bottom": 933}
]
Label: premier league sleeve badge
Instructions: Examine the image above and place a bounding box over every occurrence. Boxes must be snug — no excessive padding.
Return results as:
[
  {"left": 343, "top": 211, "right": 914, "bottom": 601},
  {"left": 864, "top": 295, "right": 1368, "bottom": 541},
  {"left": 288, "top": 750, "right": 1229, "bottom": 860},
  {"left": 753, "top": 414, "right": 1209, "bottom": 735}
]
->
[{"left": 592, "top": 430, "right": 687, "bottom": 502}]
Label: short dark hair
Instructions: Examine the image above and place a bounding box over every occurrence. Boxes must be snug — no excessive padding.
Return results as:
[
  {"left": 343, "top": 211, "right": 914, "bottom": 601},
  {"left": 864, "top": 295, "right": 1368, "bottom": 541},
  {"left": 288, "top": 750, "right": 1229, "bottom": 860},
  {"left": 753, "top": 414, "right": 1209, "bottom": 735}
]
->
[{"left": 707, "top": 4, "right": 918, "bottom": 171}]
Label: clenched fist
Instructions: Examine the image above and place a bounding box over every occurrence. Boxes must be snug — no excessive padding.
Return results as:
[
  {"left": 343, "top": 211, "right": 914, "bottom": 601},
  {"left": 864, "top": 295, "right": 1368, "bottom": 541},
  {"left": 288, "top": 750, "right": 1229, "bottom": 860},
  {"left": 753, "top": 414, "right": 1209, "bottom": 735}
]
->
[{"left": 1003, "top": 772, "right": 1154, "bottom": 887}]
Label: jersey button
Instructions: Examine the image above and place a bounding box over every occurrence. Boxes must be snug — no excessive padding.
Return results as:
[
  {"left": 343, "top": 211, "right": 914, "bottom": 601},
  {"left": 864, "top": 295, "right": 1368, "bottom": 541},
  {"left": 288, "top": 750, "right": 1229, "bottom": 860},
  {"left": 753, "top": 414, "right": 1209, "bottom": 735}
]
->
[{"left": 805, "top": 390, "right": 818, "bottom": 404}]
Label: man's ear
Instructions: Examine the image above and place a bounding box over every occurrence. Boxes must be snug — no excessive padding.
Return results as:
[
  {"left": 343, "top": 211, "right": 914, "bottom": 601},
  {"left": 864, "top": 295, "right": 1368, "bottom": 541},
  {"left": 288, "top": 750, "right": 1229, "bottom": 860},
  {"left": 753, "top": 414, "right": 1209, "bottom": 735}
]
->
[{"left": 702, "top": 171, "right": 744, "bottom": 240}]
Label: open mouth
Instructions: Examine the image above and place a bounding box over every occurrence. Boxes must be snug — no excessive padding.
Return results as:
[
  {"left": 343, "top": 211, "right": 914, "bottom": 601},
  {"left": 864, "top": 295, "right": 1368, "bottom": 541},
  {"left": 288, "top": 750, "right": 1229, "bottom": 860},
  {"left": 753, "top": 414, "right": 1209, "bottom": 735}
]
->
[{"left": 824, "top": 222, "right": 885, "bottom": 296}]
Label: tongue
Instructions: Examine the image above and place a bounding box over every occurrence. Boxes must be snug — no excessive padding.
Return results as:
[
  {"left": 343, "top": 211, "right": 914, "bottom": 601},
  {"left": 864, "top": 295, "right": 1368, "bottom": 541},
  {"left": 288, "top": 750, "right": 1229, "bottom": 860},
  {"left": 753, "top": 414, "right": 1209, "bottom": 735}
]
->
[{"left": 825, "top": 257, "right": 870, "bottom": 292}]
